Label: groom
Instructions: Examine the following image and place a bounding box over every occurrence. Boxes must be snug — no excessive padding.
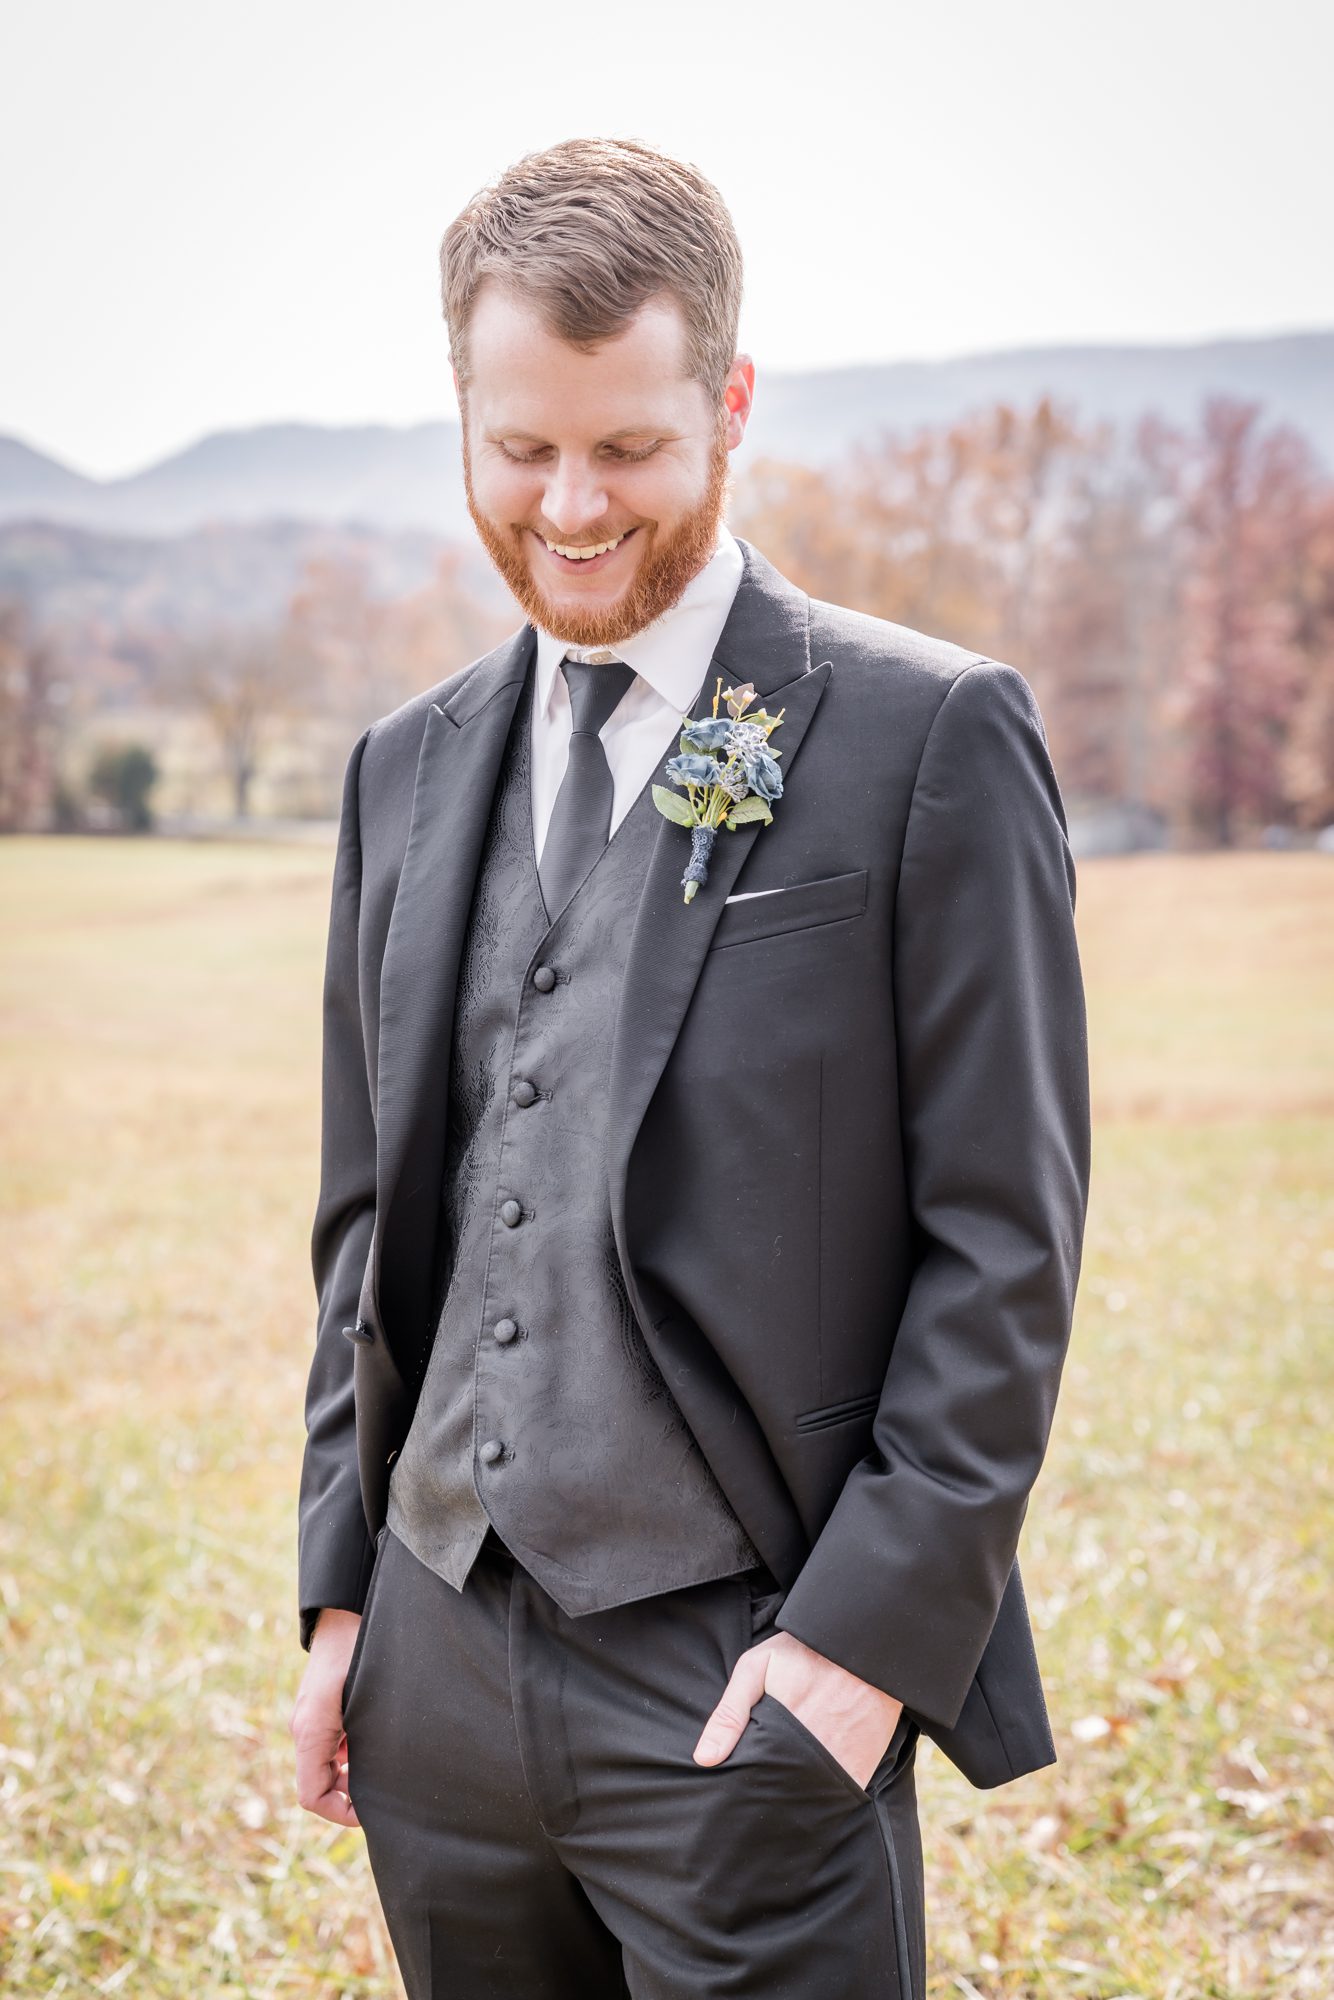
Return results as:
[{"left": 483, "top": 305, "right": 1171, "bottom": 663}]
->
[{"left": 291, "top": 136, "right": 1090, "bottom": 1999}]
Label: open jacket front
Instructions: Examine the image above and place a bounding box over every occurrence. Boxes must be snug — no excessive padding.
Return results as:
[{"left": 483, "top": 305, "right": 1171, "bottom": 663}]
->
[{"left": 298, "top": 537, "right": 1092, "bottom": 1791}]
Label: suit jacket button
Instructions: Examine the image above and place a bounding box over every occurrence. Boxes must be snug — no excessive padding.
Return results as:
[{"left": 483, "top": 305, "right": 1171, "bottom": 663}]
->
[
  {"left": 342, "top": 1320, "right": 373, "bottom": 1344},
  {"left": 532, "top": 964, "right": 557, "bottom": 992},
  {"left": 511, "top": 1078, "right": 538, "bottom": 1107},
  {"left": 493, "top": 1318, "right": 519, "bottom": 1344},
  {"left": 479, "top": 1438, "right": 505, "bottom": 1465},
  {"left": 499, "top": 1199, "right": 522, "bottom": 1228}
]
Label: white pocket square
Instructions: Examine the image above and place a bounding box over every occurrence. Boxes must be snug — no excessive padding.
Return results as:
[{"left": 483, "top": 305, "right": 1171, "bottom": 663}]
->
[{"left": 724, "top": 887, "right": 784, "bottom": 903}]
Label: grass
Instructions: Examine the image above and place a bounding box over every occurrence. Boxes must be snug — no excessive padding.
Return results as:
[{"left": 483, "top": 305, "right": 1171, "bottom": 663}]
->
[{"left": 0, "top": 836, "right": 1330, "bottom": 1997}]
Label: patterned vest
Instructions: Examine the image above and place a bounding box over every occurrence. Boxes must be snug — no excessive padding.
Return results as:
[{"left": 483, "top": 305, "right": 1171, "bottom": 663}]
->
[{"left": 385, "top": 659, "right": 761, "bottom": 1613}]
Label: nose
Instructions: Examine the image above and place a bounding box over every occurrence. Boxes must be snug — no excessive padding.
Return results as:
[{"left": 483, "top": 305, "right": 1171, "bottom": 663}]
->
[{"left": 541, "top": 458, "right": 611, "bottom": 540}]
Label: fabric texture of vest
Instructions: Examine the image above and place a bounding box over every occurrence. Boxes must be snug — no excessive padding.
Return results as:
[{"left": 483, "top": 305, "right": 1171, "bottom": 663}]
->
[{"left": 385, "top": 657, "right": 763, "bottom": 1614}]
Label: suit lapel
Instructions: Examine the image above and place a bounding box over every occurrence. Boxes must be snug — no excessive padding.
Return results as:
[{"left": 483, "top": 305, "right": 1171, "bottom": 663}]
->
[
  {"left": 606, "top": 538, "right": 831, "bottom": 1304},
  {"left": 372, "top": 625, "right": 534, "bottom": 1350}
]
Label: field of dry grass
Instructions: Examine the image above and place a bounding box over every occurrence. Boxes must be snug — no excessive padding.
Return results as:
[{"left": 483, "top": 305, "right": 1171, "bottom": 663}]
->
[{"left": 1, "top": 837, "right": 1331, "bottom": 1997}]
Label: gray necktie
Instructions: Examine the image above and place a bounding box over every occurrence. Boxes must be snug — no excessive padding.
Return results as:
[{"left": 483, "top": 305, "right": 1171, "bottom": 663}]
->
[{"left": 538, "top": 652, "right": 638, "bottom": 919}]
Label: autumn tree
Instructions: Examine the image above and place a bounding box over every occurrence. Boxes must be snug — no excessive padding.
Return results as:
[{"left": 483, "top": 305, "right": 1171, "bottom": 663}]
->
[
  {"left": 1281, "top": 482, "right": 1334, "bottom": 828},
  {"left": 734, "top": 400, "right": 1110, "bottom": 793},
  {"left": 286, "top": 545, "right": 512, "bottom": 737},
  {"left": 1032, "top": 412, "right": 1190, "bottom": 812},
  {"left": 168, "top": 619, "right": 317, "bottom": 820},
  {"left": 0, "top": 597, "right": 66, "bottom": 832},
  {"left": 1173, "top": 398, "right": 1317, "bottom": 845}
]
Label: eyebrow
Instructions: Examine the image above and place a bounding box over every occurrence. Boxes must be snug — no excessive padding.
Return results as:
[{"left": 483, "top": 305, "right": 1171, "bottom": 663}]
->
[{"left": 485, "top": 426, "right": 667, "bottom": 443}]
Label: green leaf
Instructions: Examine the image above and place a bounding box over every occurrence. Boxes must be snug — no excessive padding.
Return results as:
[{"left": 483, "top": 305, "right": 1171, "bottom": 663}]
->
[
  {"left": 652, "top": 784, "right": 695, "bottom": 827},
  {"left": 725, "top": 795, "right": 773, "bottom": 828}
]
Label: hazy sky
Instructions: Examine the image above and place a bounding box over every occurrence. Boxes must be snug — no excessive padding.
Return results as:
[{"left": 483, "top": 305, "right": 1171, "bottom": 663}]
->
[{"left": 4, "top": 0, "right": 1331, "bottom": 480}]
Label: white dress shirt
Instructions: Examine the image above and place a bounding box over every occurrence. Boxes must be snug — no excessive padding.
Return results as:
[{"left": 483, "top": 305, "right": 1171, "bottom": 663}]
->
[{"left": 530, "top": 523, "right": 745, "bottom": 862}]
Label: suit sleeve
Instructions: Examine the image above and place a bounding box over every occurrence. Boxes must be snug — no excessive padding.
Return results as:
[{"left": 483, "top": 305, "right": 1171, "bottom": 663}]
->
[
  {"left": 296, "top": 726, "right": 379, "bottom": 1651},
  {"left": 773, "top": 659, "right": 1091, "bottom": 1730}
]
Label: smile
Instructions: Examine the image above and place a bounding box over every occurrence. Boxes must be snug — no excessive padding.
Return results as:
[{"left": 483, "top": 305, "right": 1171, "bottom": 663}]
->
[{"left": 537, "top": 528, "right": 638, "bottom": 571}]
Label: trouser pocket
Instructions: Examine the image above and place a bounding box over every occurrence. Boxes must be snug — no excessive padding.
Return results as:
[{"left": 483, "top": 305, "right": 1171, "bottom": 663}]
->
[
  {"left": 340, "top": 1523, "right": 390, "bottom": 1722},
  {"left": 743, "top": 1569, "right": 921, "bottom": 1796}
]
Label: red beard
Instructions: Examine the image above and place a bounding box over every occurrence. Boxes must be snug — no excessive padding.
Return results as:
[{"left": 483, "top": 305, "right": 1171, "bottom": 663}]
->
[{"left": 463, "top": 417, "right": 732, "bottom": 650}]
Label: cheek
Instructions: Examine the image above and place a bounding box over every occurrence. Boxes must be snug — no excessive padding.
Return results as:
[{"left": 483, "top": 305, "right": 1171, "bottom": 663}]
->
[
  {"left": 631, "top": 463, "right": 704, "bottom": 525},
  {"left": 474, "top": 462, "right": 540, "bottom": 524}
]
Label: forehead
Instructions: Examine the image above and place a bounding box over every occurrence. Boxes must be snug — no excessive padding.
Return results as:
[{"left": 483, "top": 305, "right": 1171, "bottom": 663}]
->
[{"left": 464, "top": 280, "right": 702, "bottom": 429}]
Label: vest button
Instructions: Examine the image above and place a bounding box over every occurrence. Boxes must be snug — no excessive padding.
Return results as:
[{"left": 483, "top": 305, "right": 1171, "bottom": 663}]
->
[
  {"left": 532, "top": 964, "right": 557, "bottom": 992},
  {"left": 479, "top": 1438, "right": 505, "bottom": 1465},
  {"left": 493, "top": 1318, "right": 519, "bottom": 1344},
  {"left": 511, "top": 1078, "right": 538, "bottom": 1107},
  {"left": 499, "top": 1198, "right": 522, "bottom": 1227}
]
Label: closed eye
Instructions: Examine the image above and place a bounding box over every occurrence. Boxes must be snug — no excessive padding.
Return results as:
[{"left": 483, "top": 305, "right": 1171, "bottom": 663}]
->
[{"left": 496, "top": 442, "right": 661, "bottom": 465}]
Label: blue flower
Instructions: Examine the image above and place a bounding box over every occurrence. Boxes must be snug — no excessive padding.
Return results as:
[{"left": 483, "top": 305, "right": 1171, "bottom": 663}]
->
[
  {"left": 664, "top": 752, "right": 720, "bottom": 788},
  {"left": 679, "top": 717, "right": 735, "bottom": 753},
  {"left": 740, "top": 749, "right": 784, "bottom": 802}
]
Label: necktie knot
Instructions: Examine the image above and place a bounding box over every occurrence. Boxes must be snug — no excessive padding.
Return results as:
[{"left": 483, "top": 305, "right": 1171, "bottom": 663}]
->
[{"left": 560, "top": 655, "right": 637, "bottom": 739}]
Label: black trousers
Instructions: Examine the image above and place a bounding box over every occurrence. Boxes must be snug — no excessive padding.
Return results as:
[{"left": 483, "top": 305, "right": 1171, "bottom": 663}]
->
[{"left": 342, "top": 1524, "right": 926, "bottom": 1999}]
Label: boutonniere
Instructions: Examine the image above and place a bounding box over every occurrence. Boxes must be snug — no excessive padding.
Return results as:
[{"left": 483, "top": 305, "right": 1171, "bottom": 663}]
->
[{"left": 652, "top": 678, "right": 786, "bottom": 903}]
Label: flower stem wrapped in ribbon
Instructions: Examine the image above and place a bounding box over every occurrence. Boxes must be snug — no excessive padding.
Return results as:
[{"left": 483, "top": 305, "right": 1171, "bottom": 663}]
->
[{"left": 652, "top": 678, "right": 786, "bottom": 903}]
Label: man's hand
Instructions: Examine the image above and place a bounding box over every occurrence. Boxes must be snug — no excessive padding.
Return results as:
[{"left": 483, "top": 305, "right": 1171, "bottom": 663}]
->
[
  {"left": 290, "top": 1609, "right": 363, "bottom": 1827},
  {"left": 693, "top": 1630, "right": 903, "bottom": 1790}
]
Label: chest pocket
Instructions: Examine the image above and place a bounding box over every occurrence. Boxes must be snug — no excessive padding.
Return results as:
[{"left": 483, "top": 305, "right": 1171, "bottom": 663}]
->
[{"left": 708, "top": 868, "right": 868, "bottom": 951}]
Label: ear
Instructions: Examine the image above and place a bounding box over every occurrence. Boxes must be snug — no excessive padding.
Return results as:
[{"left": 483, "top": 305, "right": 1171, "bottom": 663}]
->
[{"left": 723, "top": 354, "right": 756, "bottom": 449}]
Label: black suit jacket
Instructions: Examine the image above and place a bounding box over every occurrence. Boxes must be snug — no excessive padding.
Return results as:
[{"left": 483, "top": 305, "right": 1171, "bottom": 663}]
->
[{"left": 298, "top": 536, "right": 1091, "bottom": 1790}]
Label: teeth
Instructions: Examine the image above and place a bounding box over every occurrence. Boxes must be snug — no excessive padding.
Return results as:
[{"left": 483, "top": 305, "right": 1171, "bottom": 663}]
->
[{"left": 543, "top": 533, "right": 625, "bottom": 560}]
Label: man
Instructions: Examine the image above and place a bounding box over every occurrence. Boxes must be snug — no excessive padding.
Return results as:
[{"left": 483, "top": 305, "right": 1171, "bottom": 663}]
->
[{"left": 291, "top": 135, "right": 1090, "bottom": 2000}]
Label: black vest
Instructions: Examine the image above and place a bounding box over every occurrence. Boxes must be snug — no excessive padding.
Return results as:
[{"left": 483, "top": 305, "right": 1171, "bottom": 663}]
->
[{"left": 385, "top": 660, "right": 762, "bottom": 1614}]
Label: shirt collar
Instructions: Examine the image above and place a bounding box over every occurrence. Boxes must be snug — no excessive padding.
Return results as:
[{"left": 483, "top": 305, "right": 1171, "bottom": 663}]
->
[{"left": 533, "top": 522, "right": 744, "bottom": 723}]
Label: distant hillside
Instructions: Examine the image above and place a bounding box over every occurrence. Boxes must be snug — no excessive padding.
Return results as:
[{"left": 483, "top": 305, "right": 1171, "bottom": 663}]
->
[
  {"left": 755, "top": 329, "right": 1334, "bottom": 470},
  {"left": 2, "top": 329, "right": 1330, "bottom": 539},
  {"left": 0, "top": 423, "right": 473, "bottom": 540},
  {"left": 0, "top": 517, "right": 516, "bottom": 697}
]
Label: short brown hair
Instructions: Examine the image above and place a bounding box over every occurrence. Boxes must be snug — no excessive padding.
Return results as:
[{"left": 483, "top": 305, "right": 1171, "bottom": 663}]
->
[{"left": 440, "top": 137, "right": 743, "bottom": 404}]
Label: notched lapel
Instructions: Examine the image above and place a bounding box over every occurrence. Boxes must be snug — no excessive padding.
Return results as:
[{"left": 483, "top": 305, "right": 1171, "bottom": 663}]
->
[
  {"left": 371, "top": 627, "right": 534, "bottom": 1358},
  {"left": 606, "top": 541, "right": 833, "bottom": 1318}
]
